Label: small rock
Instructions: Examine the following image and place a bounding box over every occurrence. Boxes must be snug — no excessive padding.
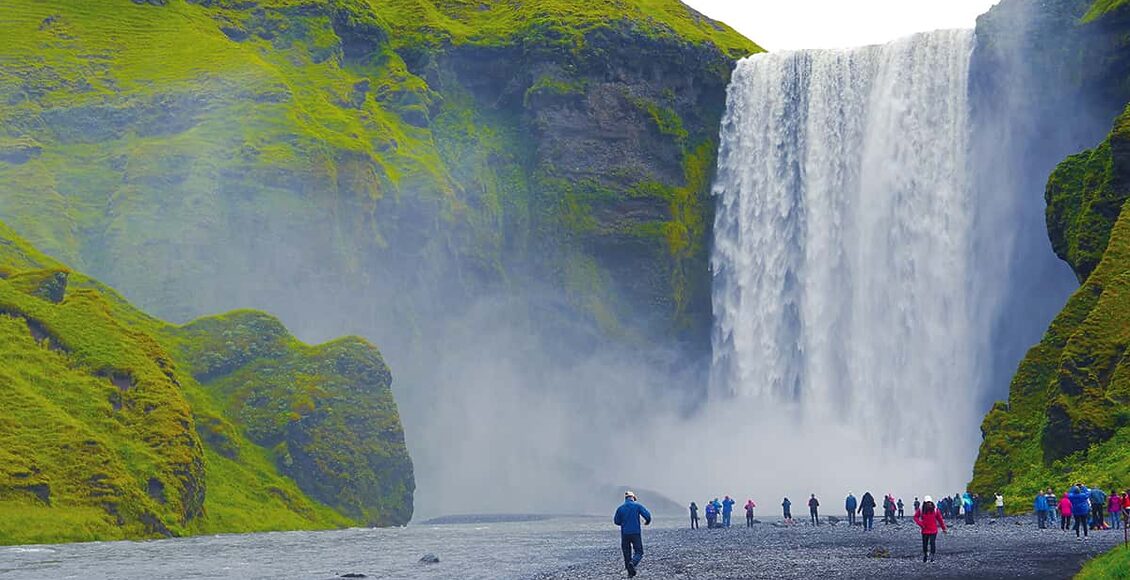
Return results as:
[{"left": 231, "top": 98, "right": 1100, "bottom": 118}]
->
[
  {"left": 827, "top": 516, "right": 840, "bottom": 525},
  {"left": 868, "top": 547, "right": 891, "bottom": 559},
  {"left": 340, "top": 575, "right": 367, "bottom": 579},
  {"left": 419, "top": 553, "right": 440, "bottom": 564}
]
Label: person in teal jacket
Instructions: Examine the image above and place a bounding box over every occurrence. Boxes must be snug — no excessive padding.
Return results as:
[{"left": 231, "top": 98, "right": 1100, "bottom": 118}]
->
[{"left": 614, "top": 491, "right": 652, "bottom": 577}]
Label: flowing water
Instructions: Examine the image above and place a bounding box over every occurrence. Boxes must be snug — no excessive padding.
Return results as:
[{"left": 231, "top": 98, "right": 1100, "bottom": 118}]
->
[
  {"left": 0, "top": 517, "right": 621, "bottom": 580},
  {"left": 710, "top": 30, "right": 979, "bottom": 486}
]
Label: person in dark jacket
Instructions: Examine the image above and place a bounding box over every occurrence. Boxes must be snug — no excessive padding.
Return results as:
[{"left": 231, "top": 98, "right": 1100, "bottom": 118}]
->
[
  {"left": 845, "top": 493, "right": 857, "bottom": 526},
  {"left": 1034, "top": 491, "right": 1049, "bottom": 529},
  {"left": 913, "top": 496, "right": 947, "bottom": 563},
  {"left": 1068, "top": 485, "right": 1091, "bottom": 539},
  {"left": 859, "top": 492, "right": 876, "bottom": 531},
  {"left": 1089, "top": 488, "right": 1107, "bottom": 530},
  {"left": 782, "top": 497, "right": 793, "bottom": 524},
  {"left": 808, "top": 494, "right": 820, "bottom": 525},
  {"left": 897, "top": 498, "right": 905, "bottom": 519},
  {"left": 705, "top": 501, "right": 717, "bottom": 529},
  {"left": 614, "top": 491, "right": 652, "bottom": 577},
  {"left": 745, "top": 499, "right": 756, "bottom": 528},
  {"left": 689, "top": 502, "right": 699, "bottom": 530}
]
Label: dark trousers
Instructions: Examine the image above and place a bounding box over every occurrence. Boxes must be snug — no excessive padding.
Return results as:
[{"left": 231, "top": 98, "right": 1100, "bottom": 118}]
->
[
  {"left": 997, "top": 507, "right": 1004, "bottom": 518},
  {"left": 847, "top": 511, "right": 856, "bottom": 526},
  {"left": 898, "top": 508, "right": 904, "bottom": 519},
  {"left": 783, "top": 509, "right": 791, "bottom": 520},
  {"left": 1074, "top": 515, "right": 1089, "bottom": 537},
  {"left": 1037, "top": 510, "right": 1047, "bottom": 529},
  {"left": 921, "top": 533, "right": 937, "bottom": 560},
  {"left": 862, "top": 511, "right": 874, "bottom": 530},
  {"left": 1061, "top": 514, "right": 1070, "bottom": 530},
  {"left": 746, "top": 514, "right": 754, "bottom": 527},
  {"left": 621, "top": 533, "right": 643, "bottom": 570},
  {"left": 690, "top": 515, "right": 698, "bottom": 529},
  {"left": 810, "top": 508, "right": 819, "bottom": 525}
]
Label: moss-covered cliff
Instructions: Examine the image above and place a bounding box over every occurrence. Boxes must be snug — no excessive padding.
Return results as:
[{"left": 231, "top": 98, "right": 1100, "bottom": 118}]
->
[
  {"left": 0, "top": 220, "right": 412, "bottom": 544},
  {"left": 0, "top": 0, "right": 759, "bottom": 361},
  {"left": 971, "top": 1, "right": 1130, "bottom": 499}
]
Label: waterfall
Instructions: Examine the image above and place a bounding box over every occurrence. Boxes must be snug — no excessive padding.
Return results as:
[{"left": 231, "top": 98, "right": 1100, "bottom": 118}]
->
[{"left": 710, "top": 30, "right": 978, "bottom": 478}]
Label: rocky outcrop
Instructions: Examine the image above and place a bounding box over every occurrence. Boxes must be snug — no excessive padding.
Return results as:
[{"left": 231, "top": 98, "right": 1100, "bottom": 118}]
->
[
  {"left": 970, "top": 0, "right": 1130, "bottom": 496},
  {"left": 0, "top": 220, "right": 411, "bottom": 544}
]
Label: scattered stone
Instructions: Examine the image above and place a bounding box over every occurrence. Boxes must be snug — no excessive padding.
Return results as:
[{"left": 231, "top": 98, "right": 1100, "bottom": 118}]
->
[
  {"left": 419, "top": 553, "right": 440, "bottom": 564},
  {"left": 868, "top": 547, "right": 891, "bottom": 559},
  {"left": 340, "top": 574, "right": 366, "bottom": 579},
  {"left": 827, "top": 516, "right": 840, "bottom": 525}
]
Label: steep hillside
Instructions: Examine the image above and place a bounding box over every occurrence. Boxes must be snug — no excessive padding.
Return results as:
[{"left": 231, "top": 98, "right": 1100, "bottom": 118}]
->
[
  {"left": 0, "top": 0, "right": 758, "bottom": 353},
  {"left": 972, "top": 95, "right": 1130, "bottom": 505},
  {"left": 0, "top": 220, "right": 411, "bottom": 544}
]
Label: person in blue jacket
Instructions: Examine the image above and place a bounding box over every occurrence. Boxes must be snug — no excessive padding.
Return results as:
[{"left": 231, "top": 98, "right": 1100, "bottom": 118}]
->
[
  {"left": 614, "top": 491, "right": 652, "bottom": 577},
  {"left": 722, "top": 496, "right": 735, "bottom": 528},
  {"left": 845, "top": 493, "right": 858, "bottom": 526},
  {"left": 1068, "top": 484, "right": 1091, "bottom": 539},
  {"left": 1089, "top": 487, "right": 1107, "bottom": 530},
  {"left": 1033, "top": 491, "right": 1049, "bottom": 529}
]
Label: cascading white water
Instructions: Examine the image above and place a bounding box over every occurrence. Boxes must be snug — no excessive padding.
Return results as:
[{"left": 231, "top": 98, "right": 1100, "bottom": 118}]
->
[{"left": 711, "top": 30, "right": 979, "bottom": 479}]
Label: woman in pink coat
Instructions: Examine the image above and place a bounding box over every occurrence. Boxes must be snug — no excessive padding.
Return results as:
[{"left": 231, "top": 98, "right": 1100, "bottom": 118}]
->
[
  {"left": 1059, "top": 493, "right": 1073, "bottom": 531},
  {"left": 1109, "top": 491, "right": 1123, "bottom": 530},
  {"left": 913, "top": 496, "right": 947, "bottom": 563}
]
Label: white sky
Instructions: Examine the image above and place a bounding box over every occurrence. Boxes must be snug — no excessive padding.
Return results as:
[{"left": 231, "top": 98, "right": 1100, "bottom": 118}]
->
[{"left": 683, "top": 0, "right": 1002, "bottom": 51}]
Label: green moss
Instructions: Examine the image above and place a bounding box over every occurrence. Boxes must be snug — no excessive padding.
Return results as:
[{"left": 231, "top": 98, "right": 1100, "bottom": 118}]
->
[
  {"left": 0, "top": 219, "right": 409, "bottom": 544},
  {"left": 1083, "top": 0, "right": 1130, "bottom": 22},
  {"left": 972, "top": 107, "right": 1130, "bottom": 500},
  {"left": 374, "top": 0, "right": 760, "bottom": 59}
]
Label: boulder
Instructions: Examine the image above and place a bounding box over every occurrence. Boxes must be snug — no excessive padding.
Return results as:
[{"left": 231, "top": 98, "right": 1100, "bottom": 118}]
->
[{"left": 419, "top": 554, "right": 440, "bottom": 564}]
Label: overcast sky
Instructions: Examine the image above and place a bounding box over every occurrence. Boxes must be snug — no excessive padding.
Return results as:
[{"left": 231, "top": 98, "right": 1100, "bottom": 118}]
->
[{"left": 683, "top": 0, "right": 1002, "bottom": 51}]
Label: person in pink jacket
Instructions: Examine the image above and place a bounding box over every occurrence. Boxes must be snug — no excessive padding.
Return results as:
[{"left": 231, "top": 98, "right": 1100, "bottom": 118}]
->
[
  {"left": 1059, "top": 493, "right": 1073, "bottom": 531},
  {"left": 1109, "top": 491, "right": 1123, "bottom": 530},
  {"left": 913, "top": 496, "right": 947, "bottom": 563}
]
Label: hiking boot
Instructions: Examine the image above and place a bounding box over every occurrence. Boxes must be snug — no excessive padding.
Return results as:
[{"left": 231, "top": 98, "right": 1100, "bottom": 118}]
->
[{"left": 627, "top": 563, "right": 637, "bottom": 578}]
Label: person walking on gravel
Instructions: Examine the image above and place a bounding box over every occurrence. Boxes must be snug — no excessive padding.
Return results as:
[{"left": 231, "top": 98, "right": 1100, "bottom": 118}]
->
[
  {"left": 689, "top": 502, "right": 699, "bottom": 530},
  {"left": 845, "top": 492, "right": 857, "bottom": 527},
  {"left": 897, "top": 498, "right": 905, "bottom": 519},
  {"left": 859, "top": 492, "right": 876, "bottom": 531},
  {"left": 913, "top": 496, "right": 947, "bottom": 563},
  {"left": 1108, "top": 491, "right": 1122, "bottom": 530},
  {"left": 782, "top": 497, "right": 793, "bottom": 524},
  {"left": 614, "top": 491, "right": 652, "bottom": 577},
  {"left": 995, "top": 493, "right": 1005, "bottom": 518},
  {"left": 745, "top": 499, "right": 756, "bottom": 528},
  {"left": 809, "top": 494, "right": 820, "bottom": 526}
]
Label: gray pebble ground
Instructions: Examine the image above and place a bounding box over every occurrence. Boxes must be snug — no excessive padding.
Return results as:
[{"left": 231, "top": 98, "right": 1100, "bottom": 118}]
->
[{"left": 536, "top": 516, "right": 1125, "bottom": 579}]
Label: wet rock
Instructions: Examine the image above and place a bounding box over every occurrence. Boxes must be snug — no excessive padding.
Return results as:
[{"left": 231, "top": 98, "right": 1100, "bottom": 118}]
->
[
  {"left": 419, "top": 553, "right": 440, "bottom": 564},
  {"left": 340, "top": 574, "right": 367, "bottom": 578},
  {"left": 868, "top": 546, "right": 891, "bottom": 558},
  {"left": 826, "top": 516, "right": 840, "bottom": 525}
]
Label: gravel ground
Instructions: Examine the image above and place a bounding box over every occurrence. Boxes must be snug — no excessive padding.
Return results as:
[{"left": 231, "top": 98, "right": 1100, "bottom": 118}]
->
[{"left": 535, "top": 516, "right": 1125, "bottom": 579}]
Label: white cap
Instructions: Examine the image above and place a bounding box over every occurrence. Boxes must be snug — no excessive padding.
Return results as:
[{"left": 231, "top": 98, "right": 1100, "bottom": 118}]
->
[
  {"left": 924, "top": 495, "right": 933, "bottom": 503},
  {"left": 625, "top": 491, "right": 636, "bottom": 499}
]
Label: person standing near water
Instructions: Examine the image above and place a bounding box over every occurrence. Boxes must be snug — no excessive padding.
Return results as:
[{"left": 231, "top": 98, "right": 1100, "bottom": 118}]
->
[
  {"left": 995, "top": 493, "right": 1005, "bottom": 518},
  {"left": 913, "top": 496, "right": 947, "bottom": 563},
  {"left": 614, "top": 491, "right": 651, "bottom": 577},
  {"left": 897, "top": 498, "right": 905, "bottom": 520},
  {"left": 845, "top": 492, "right": 857, "bottom": 527},
  {"left": 962, "top": 492, "right": 975, "bottom": 525},
  {"left": 745, "top": 499, "right": 756, "bottom": 528},
  {"left": 859, "top": 492, "right": 876, "bottom": 531},
  {"left": 689, "top": 502, "right": 699, "bottom": 530},
  {"left": 809, "top": 494, "right": 820, "bottom": 525},
  {"left": 722, "top": 496, "right": 735, "bottom": 528},
  {"left": 782, "top": 497, "right": 793, "bottom": 524}
]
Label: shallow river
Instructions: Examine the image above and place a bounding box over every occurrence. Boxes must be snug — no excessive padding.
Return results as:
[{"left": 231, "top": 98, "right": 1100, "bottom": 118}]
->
[{"left": 0, "top": 516, "right": 628, "bottom": 579}]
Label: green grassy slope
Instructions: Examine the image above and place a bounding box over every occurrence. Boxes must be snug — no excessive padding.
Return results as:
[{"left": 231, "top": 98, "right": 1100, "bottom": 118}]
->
[
  {"left": 0, "top": 219, "right": 410, "bottom": 544},
  {"left": 1077, "top": 544, "right": 1130, "bottom": 579},
  {"left": 971, "top": 105, "right": 1130, "bottom": 503}
]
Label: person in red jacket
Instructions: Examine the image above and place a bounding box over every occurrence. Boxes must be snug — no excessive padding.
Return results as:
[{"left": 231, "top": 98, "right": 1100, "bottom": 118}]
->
[
  {"left": 913, "top": 496, "right": 947, "bottom": 563},
  {"left": 1058, "top": 493, "right": 1073, "bottom": 531}
]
